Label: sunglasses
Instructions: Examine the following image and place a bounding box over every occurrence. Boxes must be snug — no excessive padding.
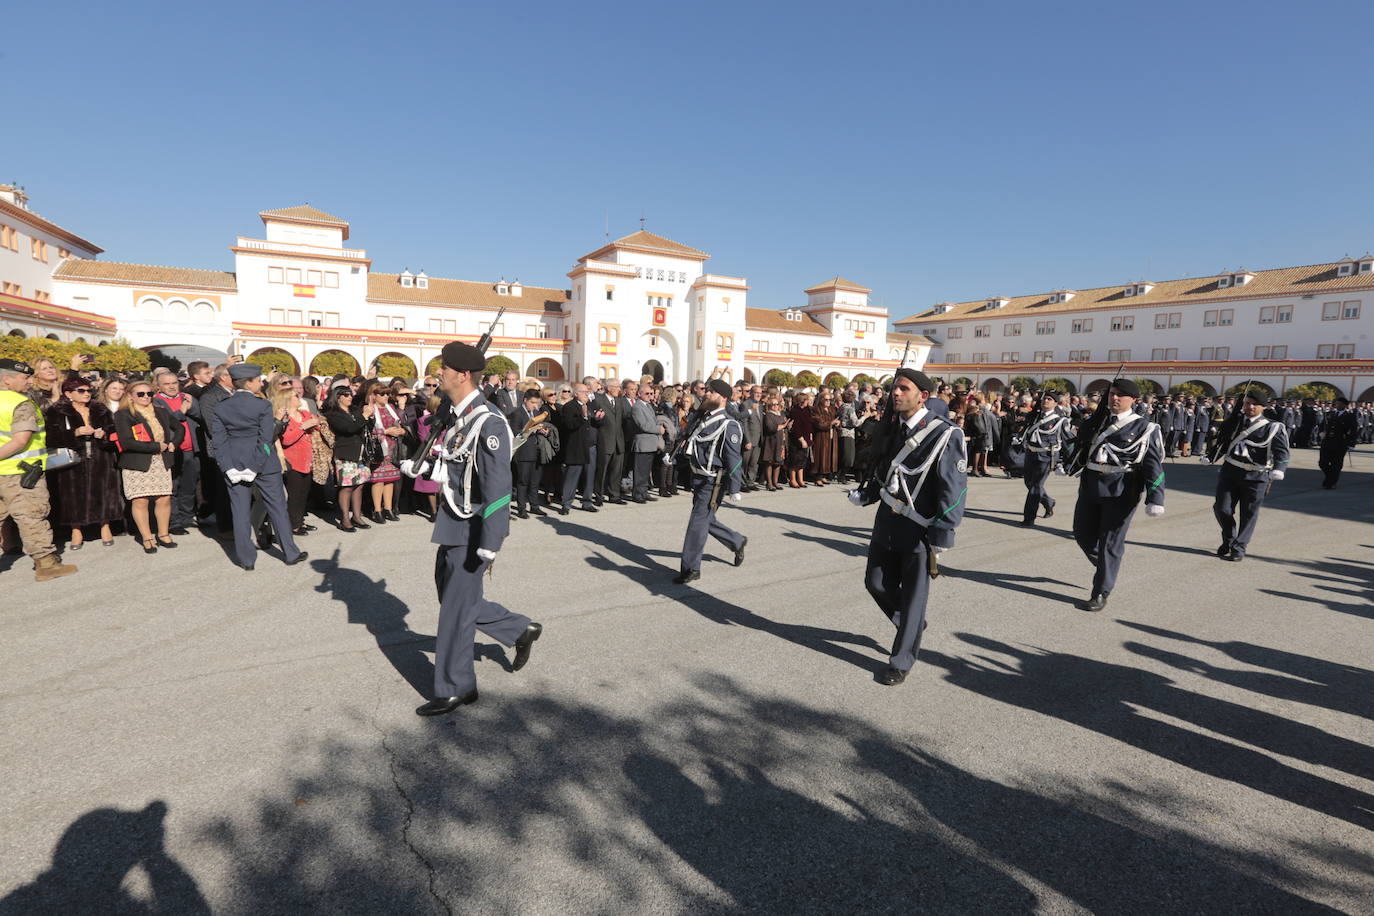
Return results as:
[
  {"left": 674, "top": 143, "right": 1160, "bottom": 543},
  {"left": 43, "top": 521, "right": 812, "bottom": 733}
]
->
[
  {"left": 133, "top": 391, "right": 153, "bottom": 398},
  {"left": 279, "top": 382, "right": 295, "bottom": 389},
  {"left": 71, "top": 388, "right": 91, "bottom": 394}
]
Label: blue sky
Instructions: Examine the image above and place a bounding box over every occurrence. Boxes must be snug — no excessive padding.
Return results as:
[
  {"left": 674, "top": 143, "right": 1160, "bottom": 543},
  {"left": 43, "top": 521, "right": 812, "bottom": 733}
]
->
[{"left": 12, "top": 0, "right": 1373, "bottom": 320}]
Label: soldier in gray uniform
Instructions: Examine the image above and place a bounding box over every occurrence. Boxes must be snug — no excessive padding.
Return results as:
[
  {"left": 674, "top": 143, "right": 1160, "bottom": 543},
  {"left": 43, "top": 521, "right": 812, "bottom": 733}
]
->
[
  {"left": 1071, "top": 379, "right": 1166, "bottom": 611},
  {"left": 404, "top": 341, "right": 542, "bottom": 717},
  {"left": 1020, "top": 390, "right": 1070, "bottom": 526},
  {"left": 209, "top": 363, "right": 306, "bottom": 571},
  {"left": 1205, "top": 390, "right": 1290, "bottom": 561},
  {"left": 672, "top": 379, "right": 746, "bottom": 584},
  {"left": 849, "top": 368, "right": 967, "bottom": 686}
]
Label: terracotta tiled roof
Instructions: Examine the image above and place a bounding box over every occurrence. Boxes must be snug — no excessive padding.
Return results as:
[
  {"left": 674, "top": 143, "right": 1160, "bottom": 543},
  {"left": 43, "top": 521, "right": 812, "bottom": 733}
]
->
[
  {"left": 368, "top": 274, "right": 569, "bottom": 313},
  {"left": 805, "top": 276, "right": 872, "bottom": 294},
  {"left": 0, "top": 198, "right": 103, "bottom": 254},
  {"left": 583, "top": 230, "right": 710, "bottom": 262},
  {"left": 744, "top": 307, "right": 830, "bottom": 335},
  {"left": 53, "top": 259, "right": 237, "bottom": 291},
  {"left": 894, "top": 259, "right": 1374, "bottom": 325},
  {"left": 259, "top": 205, "right": 348, "bottom": 226},
  {"left": 887, "top": 332, "right": 933, "bottom": 346}
]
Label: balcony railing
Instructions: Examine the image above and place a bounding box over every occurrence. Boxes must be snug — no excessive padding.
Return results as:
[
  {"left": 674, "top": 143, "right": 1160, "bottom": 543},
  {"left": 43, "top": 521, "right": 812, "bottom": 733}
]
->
[{"left": 235, "top": 237, "right": 368, "bottom": 259}]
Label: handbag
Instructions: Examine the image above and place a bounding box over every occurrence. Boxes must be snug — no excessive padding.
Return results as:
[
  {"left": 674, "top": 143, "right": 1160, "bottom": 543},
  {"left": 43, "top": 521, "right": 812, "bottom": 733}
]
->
[{"left": 361, "top": 431, "right": 383, "bottom": 468}]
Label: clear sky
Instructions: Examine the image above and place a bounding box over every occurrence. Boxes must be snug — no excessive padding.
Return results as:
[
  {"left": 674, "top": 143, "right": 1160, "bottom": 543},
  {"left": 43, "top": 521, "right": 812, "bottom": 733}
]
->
[{"left": 11, "top": 0, "right": 1374, "bottom": 320}]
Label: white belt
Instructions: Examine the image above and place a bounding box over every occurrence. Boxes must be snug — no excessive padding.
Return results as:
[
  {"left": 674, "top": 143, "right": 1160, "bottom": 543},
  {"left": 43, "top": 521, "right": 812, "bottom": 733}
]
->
[
  {"left": 1086, "top": 461, "right": 1131, "bottom": 475},
  {"left": 879, "top": 486, "right": 934, "bottom": 526},
  {"left": 1223, "top": 456, "right": 1270, "bottom": 472},
  {"left": 1026, "top": 444, "right": 1058, "bottom": 454}
]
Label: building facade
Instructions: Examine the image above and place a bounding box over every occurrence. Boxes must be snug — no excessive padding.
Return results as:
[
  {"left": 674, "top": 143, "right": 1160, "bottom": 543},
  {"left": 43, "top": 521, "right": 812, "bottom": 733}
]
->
[{"left": 893, "top": 261, "right": 1374, "bottom": 400}]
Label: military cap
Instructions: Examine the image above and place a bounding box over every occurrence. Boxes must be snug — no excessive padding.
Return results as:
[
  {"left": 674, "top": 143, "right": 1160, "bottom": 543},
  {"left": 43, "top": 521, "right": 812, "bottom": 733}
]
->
[
  {"left": 1243, "top": 389, "right": 1271, "bottom": 406},
  {"left": 441, "top": 341, "right": 485, "bottom": 372},
  {"left": 707, "top": 378, "right": 733, "bottom": 399},
  {"left": 227, "top": 363, "right": 262, "bottom": 381},
  {"left": 1111, "top": 378, "right": 1142, "bottom": 398},
  {"left": 0, "top": 358, "right": 33, "bottom": 374},
  {"left": 894, "top": 367, "right": 934, "bottom": 392}
]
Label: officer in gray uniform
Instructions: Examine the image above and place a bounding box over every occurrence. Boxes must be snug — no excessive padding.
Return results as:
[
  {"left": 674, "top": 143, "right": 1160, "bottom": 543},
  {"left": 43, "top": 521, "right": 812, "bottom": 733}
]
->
[
  {"left": 1071, "top": 379, "right": 1165, "bottom": 611},
  {"left": 672, "top": 378, "right": 746, "bottom": 584},
  {"left": 1206, "top": 390, "right": 1290, "bottom": 561},
  {"left": 405, "top": 341, "right": 542, "bottom": 717},
  {"left": 850, "top": 368, "right": 967, "bottom": 686},
  {"left": 209, "top": 363, "right": 306, "bottom": 571},
  {"left": 1020, "top": 391, "right": 1069, "bottom": 526}
]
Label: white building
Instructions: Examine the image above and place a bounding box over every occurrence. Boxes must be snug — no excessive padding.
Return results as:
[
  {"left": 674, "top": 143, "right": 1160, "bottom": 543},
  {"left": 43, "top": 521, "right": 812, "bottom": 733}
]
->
[
  {"left": 893, "top": 261, "right": 1374, "bottom": 400},
  {"left": 49, "top": 205, "right": 926, "bottom": 384},
  {"left": 0, "top": 185, "right": 115, "bottom": 345}
]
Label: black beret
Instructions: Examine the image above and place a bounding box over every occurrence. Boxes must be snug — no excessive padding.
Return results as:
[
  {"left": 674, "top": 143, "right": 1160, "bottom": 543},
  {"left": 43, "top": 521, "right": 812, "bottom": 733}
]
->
[
  {"left": 1041, "top": 389, "right": 1061, "bottom": 401},
  {"left": 1111, "top": 379, "right": 1141, "bottom": 399},
  {"left": 707, "top": 379, "right": 733, "bottom": 399},
  {"left": 1243, "top": 389, "right": 1270, "bottom": 406},
  {"left": 894, "top": 367, "right": 934, "bottom": 392},
  {"left": 441, "top": 341, "right": 485, "bottom": 372}
]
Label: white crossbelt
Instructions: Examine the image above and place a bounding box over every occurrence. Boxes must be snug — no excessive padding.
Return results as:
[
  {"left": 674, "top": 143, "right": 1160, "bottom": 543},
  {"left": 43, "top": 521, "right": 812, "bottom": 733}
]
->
[
  {"left": 878, "top": 421, "right": 957, "bottom": 526},
  {"left": 429, "top": 408, "right": 505, "bottom": 518}
]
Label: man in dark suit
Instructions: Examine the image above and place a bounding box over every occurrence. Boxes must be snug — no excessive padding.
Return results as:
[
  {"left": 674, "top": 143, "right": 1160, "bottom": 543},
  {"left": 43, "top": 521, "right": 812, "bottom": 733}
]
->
[
  {"left": 557, "top": 382, "right": 603, "bottom": 514},
  {"left": 208, "top": 364, "right": 306, "bottom": 570},
  {"left": 1319, "top": 398, "right": 1358, "bottom": 488},
  {"left": 491, "top": 370, "right": 521, "bottom": 416},
  {"left": 508, "top": 389, "right": 548, "bottom": 517},
  {"left": 197, "top": 364, "right": 235, "bottom": 536},
  {"left": 592, "top": 378, "right": 626, "bottom": 505},
  {"left": 739, "top": 385, "right": 764, "bottom": 491}
]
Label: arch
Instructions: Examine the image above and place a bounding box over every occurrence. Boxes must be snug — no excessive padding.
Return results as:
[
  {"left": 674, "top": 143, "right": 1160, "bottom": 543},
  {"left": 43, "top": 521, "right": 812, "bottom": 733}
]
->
[
  {"left": 1134, "top": 378, "right": 1165, "bottom": 396},
  {"left": 98, "top": 339, "right": 108, "bottom": 347},
  {"left": 309, "top": 349, "right": 360, "bottom": 377},
  {"left": 248, "top": 347, "right": 300, "bottom": 375},
  {"left": 1176, "top": 379, "right": 1217, "bottom": 397},
  {"left": 1084, "top": 377, "right": 1113, "bottom": 395},
  {"left": 192, "top": 301, "right": 216, "bottom": 320},
  {"left": 1356, "top": 385, "right": 1374, "bottom": 403},
  {"left": 1283, "top": 381, "right": 1342, "bottom": 401},
  {"left": 640, "top": 359, "right": 664, "bottom": 383},
  {"left": 425, "top": 356, "right": 443, "bottom": 377},
  {"left": 1041, "top": 376, "right": 1077, "bottom": 395},
  {"left": 7, "top": 328, "right": 25, "bottom": 337},
  {"left": 166, "top": 299, "right": 190, "bottom": 322},
  {"left": 375, "top": 352, "right": 417, "bottom": 378},
  {"left": 1223, "top": 379, "right": 1276, "bottom": 399},
  {"left": 822, "top": 371, "right": 848, "bottom": 388},
  {"left": 639, "top": 327, "right": 680, "bottom": 382},
  {"left": 527, "top": 358, "right": 565, "bottom": 381},
  {"left": 139, "top": 297, "right": 163, "bottom": 318},
  {"left": 981, "top": 377, "right": 1004, "bottom": 393},
  {"left": 45, "top": 333, "right": 60, "bottom": 341},
  {"left": 741, "top": 367, "right": 756, "bottom": 384},
  {"left": 952, "top": 376, "right": 973, "bottom": 389}
]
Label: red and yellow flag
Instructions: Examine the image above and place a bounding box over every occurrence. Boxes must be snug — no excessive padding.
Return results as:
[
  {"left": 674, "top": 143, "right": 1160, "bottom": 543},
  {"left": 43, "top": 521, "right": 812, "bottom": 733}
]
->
[{"left": 293, "top": 285, "right": 316, "bottom": 298}]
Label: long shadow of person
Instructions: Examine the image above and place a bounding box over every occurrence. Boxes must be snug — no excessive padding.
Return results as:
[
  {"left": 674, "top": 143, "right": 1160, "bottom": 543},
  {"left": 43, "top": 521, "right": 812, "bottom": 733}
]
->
[
  {"left": 937, "top": 564, "right": 1084, "bottom": 606},
  {"left": 924, "top": 633, "right": 1374, "bottom": 831},
  {"left": 311, "top": 547, "right": 448, "bottom": 698},
  {"left": 781, "top": 529, "right": 867, "bottom": 557},
  {"left": 550, "top": 518, "right": 888, "bottom": 672},
  {"left": 0, "top": 801, "right": 209, "bottom": 915},
  {"left": 736, "top": 502, "right": 869, "bottom": 539}
]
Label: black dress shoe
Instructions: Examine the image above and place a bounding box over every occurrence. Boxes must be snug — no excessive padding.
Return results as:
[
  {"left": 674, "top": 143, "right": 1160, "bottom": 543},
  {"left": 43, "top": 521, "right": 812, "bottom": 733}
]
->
[
  {"left": 302, "top": 523, "right": 318, "bottom": 532},
  {"left": 285, "top": 551, "right": 309, "bottom": 566},
  {"left": 1042, "top": 506, "right": 1054, "bottom": 519},
  {"left": 293, "top": 526, "right": 310, "bottom": 536},
  {"left": 170, "top": 526, "right": 189, "bottom": 536},
  {"left": 878, "top": 667, "right": 907, "bottom": 686},
  {"left": 1223, "top": 550, "right": 1244, "bottom": 562},
  {"left": 557, "top": 506, "right": 570, "bottom": 516},
  {"left": 1019, "top": 520, "right": 1035, "bottom": 527},
  {"left": 511, "top": 622, "right": 542, "bottom": 671},
  {"left": 529, "top": 507, "right": 547, "bottom": 517},
  {"left": 517, "top": 509, "right": 529, "bottom": 519},
  {"left": 673, "top": 569, "right": 700, "bottom": 585},
  {"left": 632, "top": 497, "right": 647, "bottom": 504},
  {"left": 384, "top": 509, "right": 400, "bottom": 522},
  {"left": 256, "top": 528, "right": 273, "bottom": 549},
  {"left": 1084, "top": 593, "right": 1108, "bottom": 612},
  {"left": 243, "top": 564, "right": 255, "bottom": 572},
  {"left": 733, "top": 536, "right": 747, "bottom": 567},
  {"left": 352, "top": 519, "right": 371, "bottom": 530},
  {"left": 416, "top": 690, "right": 478, "bottom": 716},
  {"left": 1216, "top": 544, "right": 1231, "bottom": 557},
  {"left": 370, "top": 512, "right": 386, "bottom": 525},
  {"left": 579, "top": 503, "right": 599, "bottom": 513},
  {"left": 610, "top": 498, "right": 627, "bottom": 505}
]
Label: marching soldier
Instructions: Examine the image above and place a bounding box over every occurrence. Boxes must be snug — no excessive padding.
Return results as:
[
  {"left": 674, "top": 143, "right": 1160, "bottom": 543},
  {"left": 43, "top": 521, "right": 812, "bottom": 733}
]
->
[
  {"left": 850, "top": 369, "right": 966, "bottom": 686},
  {"left": 1020, "top": 391, "right": 1069, "bottom": 526},
  {"left": 672, "top": 378, "right": 746, "bottom": 584},
  {"left": 405, "top": 341, "right": 542, "bottom": 716},
  {"left": 1071, "top": 379, "right": 1165, "bottom": 611},
  {"left": 1206, "top": 390, "right": 1289, "bottom": 560}
]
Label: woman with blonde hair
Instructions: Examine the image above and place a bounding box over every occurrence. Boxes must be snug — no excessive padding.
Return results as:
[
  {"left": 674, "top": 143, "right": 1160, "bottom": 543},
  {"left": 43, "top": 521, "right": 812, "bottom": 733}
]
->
[
  {"left": 270, "top": 382, "right": 319, "bottom": 536},
  {"left": 112, "top": 379, "right": 181, "bottom": 553},
  {"left": 362, "top": 380, "right": 404, "bottom": 524},
  {"left": 98, "top": 377, "right": 127, "bottom": 413}
]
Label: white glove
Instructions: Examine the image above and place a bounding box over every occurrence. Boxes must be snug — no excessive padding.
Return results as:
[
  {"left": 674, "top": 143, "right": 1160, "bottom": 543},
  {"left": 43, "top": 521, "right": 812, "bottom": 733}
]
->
[
  {"left": 1145, "top": 504, "right": 1164, "bottom": 517},
  {"left": 847, "top": 488, "right": 866, "bottom": 506},
  {"left": 662, "top": 454, "right": 674, "bottom": 467},
  {"left": 1053, "top": 466, "right": 1067, "bottom": 476},
  {"left": 727, "top": 492, "right": 742, "bottom": 503},
  {"left": 476, "top": 548, "right": 497, "bottom": 561},
  {"left": 225, "top": 468, "right": 257, "bottom": 484},
  {"left": 1198, "top": 457, "right": 1211, "bottom": 465},
  {"left": 399, "top": 459, "right": 418, "bottom": 478},
  {"left": 1269, "top": 470, "right": 1284, "bottom": 481}
]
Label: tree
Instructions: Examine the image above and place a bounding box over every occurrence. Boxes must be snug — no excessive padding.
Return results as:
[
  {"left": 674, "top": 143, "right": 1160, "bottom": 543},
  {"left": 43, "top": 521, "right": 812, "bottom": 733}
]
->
[
  {"left": 248, "top": 348, "right": 298, "bottom": 375},
  {"left": 310, "top": 351, "right": 360, "bottom": 377},
  {"left": 850, "top": 373, "right": 876, "bottom": 387},
  {"left": 92, "top": 338, "right": 150, "bottom": 374},
  {"left": 1284, "top": 382, "right": 1341, "bottom": 401},
  {"left": 794, "top": 370, "right": 821, "bottom": 388},
  {"left": 1009, "top": 375, "right": 1038, "bottom": 391},
  {"left": 145, "top": 348, "right": 183, "bottom": 373},
  {"left": 425, "top": 356, "right": 444, "bottom": 377},
  {"left": 484, "top": 355, "right": 518, "bottom": 377},
  {"left": 1169, "top": 382, "right": 1208, "bottom": 398},
  {"left": 1132, "top": 377, "right": 1162, "bottom": 396},
  {"left": 1224, "top": 379, "right": 1275, "bottom": 398},
  {"left": 952, "top": 376, "right": 973, "bottom": 389},
  {"left": 763, "top": 369, "right": 796, "bottom": 387},
  {"left": 1039, "top": 377, "right": 1074, "bottom": 394},
  {"left": 377, "top": 354, "right": 418, "bottom": 378},
  {"left": 822, "top": 371, "right": 848, "bottom": 388}
]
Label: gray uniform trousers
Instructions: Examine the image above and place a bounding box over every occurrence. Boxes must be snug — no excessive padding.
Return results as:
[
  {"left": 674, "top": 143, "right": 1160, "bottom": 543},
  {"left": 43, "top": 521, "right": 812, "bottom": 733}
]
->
[
  {"left": 679, "top": 473, "right": 744, "bottom": 573},
  {"left": 433, "top": 545, "right": 531, "bottom": 697},
  {"left": 1213, "top": 466, "right": 1267, "bottom": 556},
  {"left": 226, "top": 471, "right": 299, "bottom": 567},
  {"left": 1071, "top": 482, "right": 1137, "bottom": 597},
  {"left": 863, "top": 508, "right": 931, "bottom": 673},
  {"left": 1021, "top": 450, "right": 1056, "bottom": 523}
]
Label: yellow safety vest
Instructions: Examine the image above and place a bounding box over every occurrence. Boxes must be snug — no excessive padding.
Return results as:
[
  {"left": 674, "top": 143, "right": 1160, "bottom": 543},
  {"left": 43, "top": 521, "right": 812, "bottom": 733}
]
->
[{"left": 0, "top": 389, "right": 46, "bottom": 475}]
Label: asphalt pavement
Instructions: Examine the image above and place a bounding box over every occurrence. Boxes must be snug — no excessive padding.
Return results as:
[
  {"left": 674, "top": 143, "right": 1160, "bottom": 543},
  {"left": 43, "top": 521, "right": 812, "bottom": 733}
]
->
[{"left": 1, "top": 449, "right": 1371, "bottom": 914}]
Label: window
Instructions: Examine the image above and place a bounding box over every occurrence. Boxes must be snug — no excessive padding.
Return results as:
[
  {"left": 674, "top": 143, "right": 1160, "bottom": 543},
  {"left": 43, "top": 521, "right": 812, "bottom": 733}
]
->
[
  {"left": 268, "top": 266, "right": 284, "bottom": 284},
  {"left": 1004, "top": 322, "right": 1021, "bottom": 336},
  {"left": 599, "top": 325, "right": 620, "bottom": 344},
  {"left": 1071, "top": 318, "right": 1092, "bottom": 333},
  {"left": 30, "top": 238, "right": 48, "bottom": 262},
  {"left": 57, "top": 247, "right": 70, "bottom": 259},
  {"left": 1275, "top": 305, "right": 1291, "bottom": 323},
  {"left": 376, "top": 316, "right": 388, "bottom": 330},
  {"left": 1254, "top": 346, "right": 1270, "bottom": 360},
  {"left": 946, "top": 326, "right": 963, "bottom": 339},
  {"left": 657, "top": 270, "right": 665, "bottom": 281},
  {"left": 1271, "top": 345, "right": 1287, "bottom": 359},
  {"left": 811, "top": 344, "right": 826, "bottom": 355},
  {"left": 1218, "top": 309, "right": 1232, "bottom": 326},
  {"left": 1258, "top": 307, "right": 1274, "bottom": 324},
  {"left": 479, "top": 321, "right": 504, "bottom": 336},
  {"left": 1107, "top": 349, "right": 1130, "bottom": 361},
  {"left": 1035, "top": 320, "right": 1055, "bottom": 335},
  {"left": 1343, "top": 300, "right": 1361, "bottom": 319},
  {"left": 324, "top": 271, "right": 339, "bottom": 288},
  {"left": 1068, "top": 350, "right": 1091, "bottom": 362},
  {"left": 286, "top": 268, "right": 301, "bottom": 284},
  {"left": 308, "top": 311, "right": 323, "bottom": 327},
  {"left": 33, "top": 290, "right": 50, "bottom": 302},
  {"left": 974, "top": 325, "right": 990, "bottom": 338},
  {"left": 606, "top": 288, "right": 614, "bottom": 300},
  {"left": 945, "top": 353, "right": 962, "bottom": 363},
  {"left": 306, "top": 270, "right": 322, "bottom": 286},
  {"left": 783, "top": 342, "right": 799, "bottom": 354},
  {"left": 430, "top": 318, "right": 442, "bottom": 332},
  {"left": 1154, "top": 313, "right": 1168, "bottom": 329},
  {"left": 1001, "top": 352, "right": 1020, "bottom": 362},
  {"left": 971, "top": 353, "right": 988, "bottom": 363},
  {"left": 1337, "top": 343, "right": 1354, "bottom": 358},
  {"left": 1150, "top": 348, "right": 1177, "bottom": 360},
  {"left": 1317, "top": 344, "right": 1335, "bottom": 359},
  {"left": 270, "top": 308, "right": 286, "bottom": 324},
  {"left": 646, "top": 294, "right": 654, "bottom": 307},
  {"left": 0, "top": 224, "right": 16, "bottom": 250},
  {"left": 325, "top": 312, "right": 340, "bottom": 328},
  {"left": 1207, "top": 309, "right": 1222, "bottom": 326},
  {"left": 1322, "top": 301, "right": 1341, "bottom": 320},
  {"left": 1034, "top": 350, "right": 1054, "bottom": 362},
  {"left": 443, "top": 320, "right": 456, "bottom": 334},
  {"left": 528, "top": 324, "right": 548, "bottom": 338},
  {"left": 1200, "top": 347, "right": 1215, "bottom": 359},
  {"left": 715, "top": 333, "right": 734, "bottom": 349},
  {"left": 1110, "top": 315, "right": 1134, "bottom": 332},
  {"left": 1, "top": 281, "right": 18, "bottom": 295},
  {"left": 392, "top": 318, "right": 405, "bottom": 331}
]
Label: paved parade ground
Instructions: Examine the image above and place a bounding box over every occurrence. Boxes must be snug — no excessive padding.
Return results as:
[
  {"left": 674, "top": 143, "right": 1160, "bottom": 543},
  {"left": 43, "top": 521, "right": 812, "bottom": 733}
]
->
[{"left": 2, "top": 450, "right": 1371, "bottom": 914}]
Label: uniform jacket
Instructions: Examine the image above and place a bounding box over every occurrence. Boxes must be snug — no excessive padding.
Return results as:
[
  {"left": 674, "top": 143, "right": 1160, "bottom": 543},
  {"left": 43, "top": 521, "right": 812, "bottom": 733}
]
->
[
  {"left": 1218, "top": 416, "right": 1291, "bottom": 482},
  {"left": 1079, "top": 413, "right": 1165, "bottom": 508},
  {"left": 592, "top": 392, "right": 625, "bottom": 455},
  {"left": 197, "top": 383, "right": 232, "bottom": 447},
  {"left": 869, "top": 409, "right": 967, "bottom": 551},
  {"left": 1024, "top": 412, "right": 1069, "bottom": 451},
  {"left": 431, "top": 392, "right": 512, "bottom": 552},
  {"left": 209, "top": 390, "right": 281, "bottom": 475},
  {"left": 1324, "top": 409, "right": 1358, "bottom": 449},
  {"left": 686, "top": 408, "right": 744, "bottom": 495}
]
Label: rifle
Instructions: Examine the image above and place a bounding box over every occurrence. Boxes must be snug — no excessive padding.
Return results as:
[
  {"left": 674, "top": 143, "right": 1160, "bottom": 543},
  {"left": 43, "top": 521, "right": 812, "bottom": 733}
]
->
[
  {"left": 1204, "top": 379, "right": 1252, "bottom": 465},
  {"left": 663, "top": 365, "right": 722, "bottom": 467},
  {"left": 1062, "top": 363, "right": 1126, "bottom": 477},
  {"left": 853, "top": 340, "right": 911, "bottom": 502}
]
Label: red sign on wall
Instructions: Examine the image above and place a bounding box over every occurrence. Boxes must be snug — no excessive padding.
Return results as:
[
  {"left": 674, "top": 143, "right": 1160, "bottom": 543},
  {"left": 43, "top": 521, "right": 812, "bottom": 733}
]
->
[{"left": 652, "top": 307, "right": 667, "bottom": 326}]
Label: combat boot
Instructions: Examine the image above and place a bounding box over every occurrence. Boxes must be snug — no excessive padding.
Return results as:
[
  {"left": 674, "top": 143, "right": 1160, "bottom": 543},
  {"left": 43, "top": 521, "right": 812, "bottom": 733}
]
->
[{"left": 34, "top": 554, "right": 77, "bottom": 582}]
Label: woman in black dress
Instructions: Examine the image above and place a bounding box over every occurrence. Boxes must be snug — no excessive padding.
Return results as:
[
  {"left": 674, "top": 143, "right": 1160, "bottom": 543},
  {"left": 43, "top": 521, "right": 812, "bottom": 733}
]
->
[
  {"left": 786, "top": 393, "right": 815, "bottom": 488},
  {"left": 44, "top": 376, "right": 123, "bottom": 548}
]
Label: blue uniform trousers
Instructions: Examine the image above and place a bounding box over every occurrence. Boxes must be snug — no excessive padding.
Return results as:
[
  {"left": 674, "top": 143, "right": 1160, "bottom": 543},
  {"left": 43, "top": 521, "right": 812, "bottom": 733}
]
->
[
  {"left": 433, "top": 545, "right": 531, "bottom": 697},
  {"left": 1213, "top": 467, "right": 1267, "bottom": 556},
  {"left": 679, "top": 473, "right": 744, "bottom": 572},
  {"left": 863, "top": 508, "right": 931, "bottom": 673},
  {"left": 226, "top": 471, "right": 299, "bottom": 568},
  {"left": 1072, "top": 487, "right": 1138, "bottom": 597},
  {"left": 1021, "top": 451, "right": 1056, "bottom": 523}
]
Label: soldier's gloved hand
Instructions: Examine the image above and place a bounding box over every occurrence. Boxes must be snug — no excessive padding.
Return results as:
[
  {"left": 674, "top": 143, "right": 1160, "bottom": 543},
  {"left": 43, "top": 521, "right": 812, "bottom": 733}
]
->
[
  {"left": 662, "top": 454, "right": 674, "bottom": 466},
  {"left": 1269, "top": 470, "right": 1285, "bottom": 480},
  {"left": 1145, "top": 504, "right": 1165, "bottom": 517},
  {"left": 399, "top": 459, "right": 418, "bottom": 478},
  {"left": 847, "top": 488, "right": 866, "bottom": 507},
  {"left": 727, "top": 492, "right": 742, "bottom": 503},
  {"left": 1053, "top": 466, "right": 1067, "bottom": 476},
  {"left": 476, "top": 548, "right": 497, "bottom": 561}
]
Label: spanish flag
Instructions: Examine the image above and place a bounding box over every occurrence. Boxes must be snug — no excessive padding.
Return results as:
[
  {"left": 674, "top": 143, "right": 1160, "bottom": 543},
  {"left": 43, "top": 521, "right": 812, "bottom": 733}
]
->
[{"left": 293, "top": 285, "right": 316, "bottom": 298}]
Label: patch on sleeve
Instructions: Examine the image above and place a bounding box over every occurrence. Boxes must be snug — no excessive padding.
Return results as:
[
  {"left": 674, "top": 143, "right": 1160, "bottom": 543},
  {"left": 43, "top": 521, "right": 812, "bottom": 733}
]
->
[
  {"left": 730, "top": 433, "right": 740, "bottom": 444},
  {"left": 956, "top": 459, "right": 968, "bottom": 474},
  {"left": 486, "top": 435, "right": 500, "bottom": 451}
]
